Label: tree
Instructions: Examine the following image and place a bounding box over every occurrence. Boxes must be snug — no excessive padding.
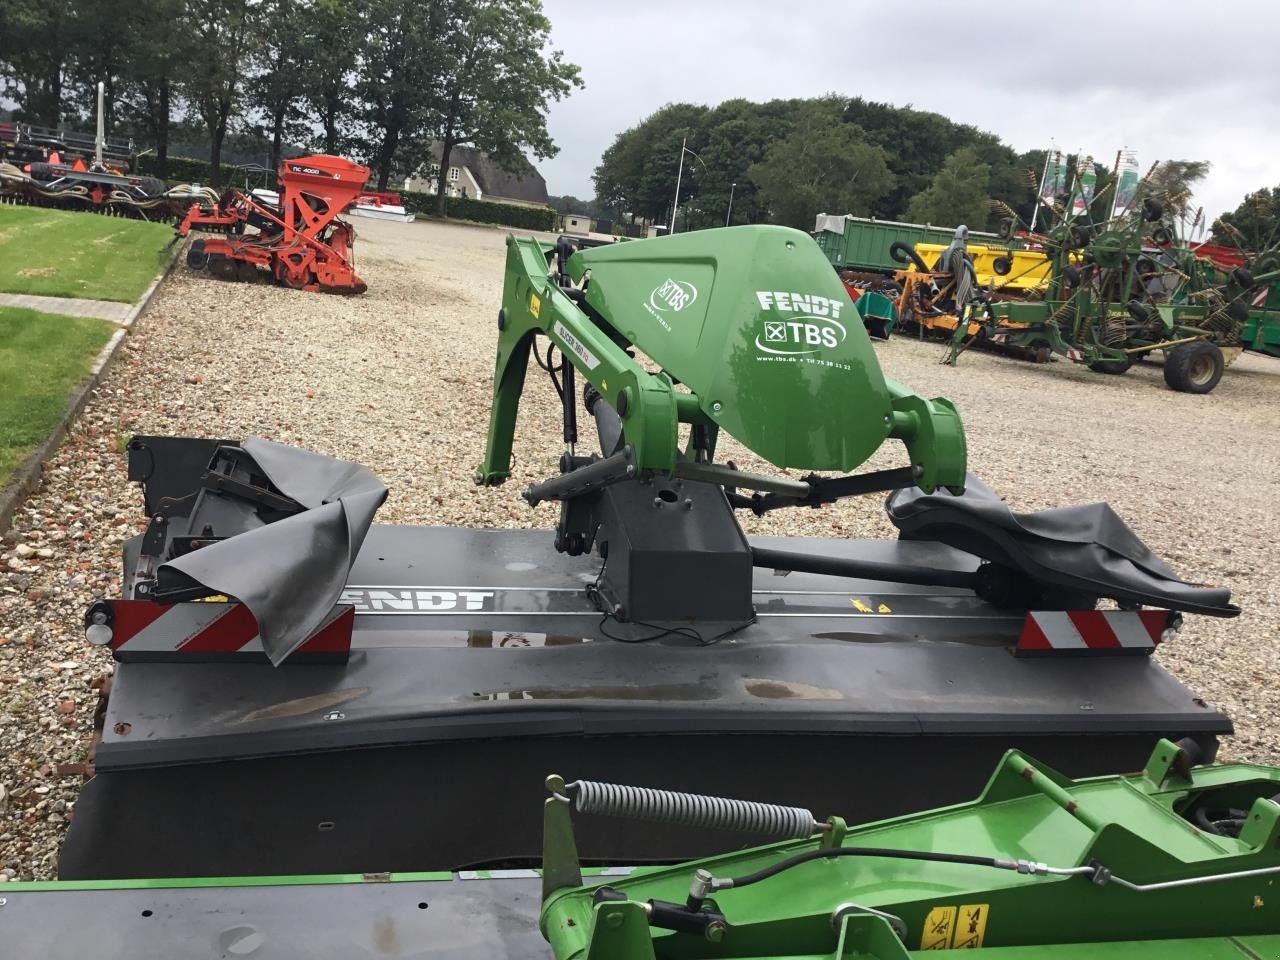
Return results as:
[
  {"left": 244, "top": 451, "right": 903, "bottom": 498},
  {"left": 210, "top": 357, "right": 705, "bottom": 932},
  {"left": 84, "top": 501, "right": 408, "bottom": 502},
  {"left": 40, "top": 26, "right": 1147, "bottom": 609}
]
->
[
  {"left": 179, "top": 0, "right": 258, "bottom": 187},
  {"left": 906, "top": 146, "right": 991, "bottom": 228},
  {"left": 0, "top": 0, "right": 75, "bottom": 125},
  {"left": 1213, "top": 186, "right": 1280, "bottom": 249},
  {"left": 430, "top": 0, "right": 582, "bottom": 215},
  {"left": 247, "top": 0, "right": 311, "bottom": 174},
  {"left": 1144, "top": 159, "right": 1210, "bottom": 219},
  {"left": 592, "top": 102, "right": 708, "bottom": 225},
  {"left": 353, "top": 0, "right": 448, "bottom": 191},
  {"left": 747, "top": 101, "right": 894, "bottom": 229},
  {"left": 119, "top": 0, "right": 192, "bottom": 177},
  {"left": 304, "top": 0, "right": 361, "bottom": 155}
]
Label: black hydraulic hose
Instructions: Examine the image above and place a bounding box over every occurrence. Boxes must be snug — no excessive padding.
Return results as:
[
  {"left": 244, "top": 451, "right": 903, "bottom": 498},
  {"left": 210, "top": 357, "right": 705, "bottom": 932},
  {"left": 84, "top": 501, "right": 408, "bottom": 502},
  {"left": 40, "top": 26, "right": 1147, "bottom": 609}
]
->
[
  {"left": 751, "top": 546, "right": 978, "bottom": 590},
  {"left": 716, "top": 846, "right": 1000, "bottom": 891}
]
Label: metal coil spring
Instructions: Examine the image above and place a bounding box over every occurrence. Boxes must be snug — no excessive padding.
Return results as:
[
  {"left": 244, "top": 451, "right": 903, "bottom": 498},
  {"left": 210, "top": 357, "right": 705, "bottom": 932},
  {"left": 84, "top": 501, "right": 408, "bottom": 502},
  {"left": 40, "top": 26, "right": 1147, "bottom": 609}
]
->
[
  {"left": 1100, "top": 315, "right": 1128, "bottom": 346},
  {"left": 569, "top": 780, "right": 817, "bottom": 839},
  {"left": 1202, "top": 309, "right": 1238, "bottom": 335}
]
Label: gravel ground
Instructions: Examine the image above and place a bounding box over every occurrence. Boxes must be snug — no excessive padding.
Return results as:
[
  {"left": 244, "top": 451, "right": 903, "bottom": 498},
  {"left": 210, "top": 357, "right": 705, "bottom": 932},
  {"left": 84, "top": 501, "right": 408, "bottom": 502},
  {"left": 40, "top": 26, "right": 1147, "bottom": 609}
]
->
[{"left": 2, "top": 217, "right": 1279, "bottom": 880}]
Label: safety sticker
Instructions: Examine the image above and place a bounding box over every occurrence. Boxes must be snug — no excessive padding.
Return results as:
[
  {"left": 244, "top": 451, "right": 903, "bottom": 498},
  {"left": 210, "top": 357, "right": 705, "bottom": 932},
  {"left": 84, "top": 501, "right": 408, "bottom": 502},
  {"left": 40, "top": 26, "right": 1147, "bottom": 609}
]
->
[
  {"left": 953, "top": 904, "right": 988, "bottom": 948},
  {"left": 849, "top": 599, "right": 893, "bottom": 614},
  {"left": 920, "top": 905, "right": 956, "bottom": 950},
  {"left": 920, "top": 903, "right": 988, "bottom": 950},
  {"left": 530, "top": 293, "right": 541, "bottom": 318}
]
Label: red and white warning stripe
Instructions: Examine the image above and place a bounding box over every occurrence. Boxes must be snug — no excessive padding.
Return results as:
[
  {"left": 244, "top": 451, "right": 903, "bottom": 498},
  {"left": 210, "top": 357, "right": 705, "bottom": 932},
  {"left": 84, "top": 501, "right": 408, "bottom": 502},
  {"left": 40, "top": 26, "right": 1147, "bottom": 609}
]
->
[
  {"left": 1253, "top": 289, "right": 1268, "bottom": 308},
  {"left": 1065, "top": 347, "right": 1085, "bottom": 362},
  {"left": 103, "top": 600, "right": 353, "bottom": 662},
  {"left": 1015, "top": 610, "right": 1171, "bottom": 656}
]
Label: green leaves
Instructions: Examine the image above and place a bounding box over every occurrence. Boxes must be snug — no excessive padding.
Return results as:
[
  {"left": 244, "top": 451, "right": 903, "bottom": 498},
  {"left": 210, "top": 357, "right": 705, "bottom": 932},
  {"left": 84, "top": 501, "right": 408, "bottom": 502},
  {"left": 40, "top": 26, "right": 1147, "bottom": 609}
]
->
[
  {"left": 749, "top": 101, "right": 894, "bottom": 230},
  {"left": 905, "top": 146, "right": 992, "bottom": 229}
]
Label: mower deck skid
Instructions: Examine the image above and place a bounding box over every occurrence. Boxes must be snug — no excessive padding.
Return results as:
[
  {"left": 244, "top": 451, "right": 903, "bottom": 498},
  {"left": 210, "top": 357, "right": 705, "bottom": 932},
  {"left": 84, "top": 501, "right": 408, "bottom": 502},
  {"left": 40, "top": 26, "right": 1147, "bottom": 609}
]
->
[{"left": 60, "top": 524, "right": 1229, "bottom": 880}]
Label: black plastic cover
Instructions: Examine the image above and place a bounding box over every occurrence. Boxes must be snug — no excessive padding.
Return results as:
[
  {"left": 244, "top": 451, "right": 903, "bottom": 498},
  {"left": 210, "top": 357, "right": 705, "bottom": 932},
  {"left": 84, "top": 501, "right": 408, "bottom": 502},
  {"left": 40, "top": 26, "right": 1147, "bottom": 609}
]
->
[
  {"left": 886, "top": 475, "right": 1237, "bottom": 617},
  {"left": 157, "top": 438, "right": 388, "bottom": 663}
]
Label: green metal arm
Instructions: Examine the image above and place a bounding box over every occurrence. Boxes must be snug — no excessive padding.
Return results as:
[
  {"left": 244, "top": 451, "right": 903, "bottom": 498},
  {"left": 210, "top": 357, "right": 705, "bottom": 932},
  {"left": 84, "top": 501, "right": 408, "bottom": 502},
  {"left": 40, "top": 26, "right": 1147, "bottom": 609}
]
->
[
  {"left": 477, "top": 228, "right": 967, "bottom": 494},
  {"left": 476, "top": 236, "right": 680, "bottom": 484}
]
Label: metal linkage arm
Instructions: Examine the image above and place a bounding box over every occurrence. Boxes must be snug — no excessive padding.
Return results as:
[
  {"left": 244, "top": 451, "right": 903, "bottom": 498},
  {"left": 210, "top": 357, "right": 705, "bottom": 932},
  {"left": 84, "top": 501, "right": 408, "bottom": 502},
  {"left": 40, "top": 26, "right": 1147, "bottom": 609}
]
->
[
  {"left": 883, "top": 378, "right": 966, "bottom": 494},
  {"left": 475, "top": 236, "right": 680, "bottom": 486}
]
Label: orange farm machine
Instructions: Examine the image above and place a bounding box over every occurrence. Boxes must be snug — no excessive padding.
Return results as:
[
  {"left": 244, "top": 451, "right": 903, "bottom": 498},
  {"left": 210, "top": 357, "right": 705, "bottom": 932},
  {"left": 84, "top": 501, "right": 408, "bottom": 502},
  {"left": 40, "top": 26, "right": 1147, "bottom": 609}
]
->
[{"left": 178, "top": 154, "right": 371, "bottom": 294}]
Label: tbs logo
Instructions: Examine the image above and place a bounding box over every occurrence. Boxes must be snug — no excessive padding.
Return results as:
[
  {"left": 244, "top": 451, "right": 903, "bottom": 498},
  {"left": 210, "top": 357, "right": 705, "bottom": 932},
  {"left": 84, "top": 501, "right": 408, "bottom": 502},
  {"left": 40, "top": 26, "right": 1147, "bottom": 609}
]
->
[
  {"left": 754, "top": 290, "right": 847, "bottom": 355},
  {"left": 649, "top": 278, "right": 697, "bottom": 313}
]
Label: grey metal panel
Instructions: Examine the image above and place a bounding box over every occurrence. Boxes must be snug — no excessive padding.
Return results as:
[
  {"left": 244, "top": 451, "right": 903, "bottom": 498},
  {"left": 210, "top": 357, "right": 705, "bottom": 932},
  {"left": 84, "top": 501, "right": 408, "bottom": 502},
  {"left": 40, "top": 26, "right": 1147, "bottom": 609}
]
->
[
  {"left": 0, "top": 877, "right": 547, "bottom": 960},
  {"left": 93, "top": 526, "right": 1228, "bottom": 770}
]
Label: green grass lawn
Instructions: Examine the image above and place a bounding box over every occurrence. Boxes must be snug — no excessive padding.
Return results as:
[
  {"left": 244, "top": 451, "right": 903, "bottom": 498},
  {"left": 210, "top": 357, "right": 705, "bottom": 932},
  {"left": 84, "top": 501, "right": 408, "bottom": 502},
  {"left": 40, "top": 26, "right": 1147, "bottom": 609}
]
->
[
  {"left": 0, "top": 306, "right": 115, "bottom": 486},
  {"left": 0, "top": 206, "right": 174, "bottom": 303}
]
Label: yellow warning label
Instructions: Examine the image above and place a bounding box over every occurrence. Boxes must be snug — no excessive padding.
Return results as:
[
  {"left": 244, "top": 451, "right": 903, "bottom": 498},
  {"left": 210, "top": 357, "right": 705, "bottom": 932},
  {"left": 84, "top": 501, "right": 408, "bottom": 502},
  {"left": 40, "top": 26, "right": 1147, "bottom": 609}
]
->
[
  {"left": 920, "top": 905, "right": 957, "bottom": 950},
  {"left": 953, "top": 903, "right": 989, "bottom": 949},
  {"left": 530, "top": 293, "right": 541, "bottom": 318},
  {"left": 851, "top": 599, "right": 874, "bottom": 613},
  {"left": 877, "top": 603, "right": 892, "bottom": 614}
]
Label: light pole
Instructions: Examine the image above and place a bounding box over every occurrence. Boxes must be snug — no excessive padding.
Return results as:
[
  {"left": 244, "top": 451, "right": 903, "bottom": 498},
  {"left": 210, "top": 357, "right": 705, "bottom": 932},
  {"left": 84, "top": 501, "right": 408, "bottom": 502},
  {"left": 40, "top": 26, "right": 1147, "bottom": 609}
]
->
[
  {"left": 668, "top": 138, "right": 704, "bottom": 234},
  {"left": 726, "top": 182, "right": 736, "bottom": 227}
]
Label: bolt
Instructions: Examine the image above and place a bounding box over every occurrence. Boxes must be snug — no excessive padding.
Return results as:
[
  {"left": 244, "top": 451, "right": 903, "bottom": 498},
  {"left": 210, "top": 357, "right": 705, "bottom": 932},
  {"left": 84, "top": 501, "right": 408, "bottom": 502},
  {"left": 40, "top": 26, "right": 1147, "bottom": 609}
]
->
[
  {"left": 683, "top": 499, "right": 693, "bottom": 510},
  {"left": 711, "top": 402, "right": 723, "bottom": 413},
  {"left": 1079, "top": 701, "right": 1094, "bottom": 711},
  {"left": 605, "top": 911, "right": 625, "bottom": 929},
  {"left": 652, "top": 497, "right": 663, "bottom": 508},
  {"left": 91, "top": 610, "right": 108, "bottom": 625},
  {"left": 323, "top": 710, "right": 345, "bottom": 721},
  {"left": 705, "top": 919, "right": 726, "bottom": 942}
]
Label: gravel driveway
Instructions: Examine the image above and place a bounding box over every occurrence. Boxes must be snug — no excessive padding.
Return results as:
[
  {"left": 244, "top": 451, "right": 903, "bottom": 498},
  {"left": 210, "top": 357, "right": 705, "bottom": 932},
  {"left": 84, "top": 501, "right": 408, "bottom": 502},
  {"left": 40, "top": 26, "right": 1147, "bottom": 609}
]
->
[{"left": 2, "top": 217, "right": 1278, "bottom": 880}]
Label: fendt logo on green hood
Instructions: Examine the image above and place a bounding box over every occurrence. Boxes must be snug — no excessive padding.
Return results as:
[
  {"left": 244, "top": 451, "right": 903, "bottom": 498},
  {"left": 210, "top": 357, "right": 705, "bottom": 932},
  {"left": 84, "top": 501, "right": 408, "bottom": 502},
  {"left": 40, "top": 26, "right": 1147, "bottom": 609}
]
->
[{"left": 754, "top": 290, "right": 847, "bottom": 356}]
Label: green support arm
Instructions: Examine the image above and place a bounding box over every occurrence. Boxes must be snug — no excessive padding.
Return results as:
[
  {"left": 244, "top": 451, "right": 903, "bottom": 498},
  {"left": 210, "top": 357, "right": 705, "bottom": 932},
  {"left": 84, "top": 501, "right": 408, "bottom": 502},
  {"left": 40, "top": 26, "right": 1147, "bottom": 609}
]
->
[{"left": 475, "top": 236, "right": 680, "bottom": 485}]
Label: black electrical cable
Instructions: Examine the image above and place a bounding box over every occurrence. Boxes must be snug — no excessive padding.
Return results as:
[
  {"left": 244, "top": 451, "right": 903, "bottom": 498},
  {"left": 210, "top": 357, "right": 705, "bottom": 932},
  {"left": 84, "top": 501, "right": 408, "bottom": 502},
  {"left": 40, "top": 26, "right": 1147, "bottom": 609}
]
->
[
  {"left": 533, "top": 338, "right": 567, "bottom": 400},
  {"left": 595, "top": 612, "right": 756, "bottom": 647},
  {"left": 717, "top": 846, "right": 1002, "bottom": 890}
]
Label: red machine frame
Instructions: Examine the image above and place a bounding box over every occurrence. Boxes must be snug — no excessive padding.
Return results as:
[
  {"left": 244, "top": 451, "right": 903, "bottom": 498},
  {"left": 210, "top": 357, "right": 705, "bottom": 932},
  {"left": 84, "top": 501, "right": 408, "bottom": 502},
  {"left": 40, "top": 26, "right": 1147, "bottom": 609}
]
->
[{"left": 178, "top": 154, "right": 371, "bottom": 294}]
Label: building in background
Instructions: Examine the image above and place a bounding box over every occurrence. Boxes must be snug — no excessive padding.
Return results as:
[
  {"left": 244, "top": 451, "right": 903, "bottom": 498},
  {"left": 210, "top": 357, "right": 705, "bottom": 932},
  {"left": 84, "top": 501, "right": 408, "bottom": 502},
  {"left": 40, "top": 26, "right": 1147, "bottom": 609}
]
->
[{"left": 404, "top": 142, "right": 550, "bottom": 207}]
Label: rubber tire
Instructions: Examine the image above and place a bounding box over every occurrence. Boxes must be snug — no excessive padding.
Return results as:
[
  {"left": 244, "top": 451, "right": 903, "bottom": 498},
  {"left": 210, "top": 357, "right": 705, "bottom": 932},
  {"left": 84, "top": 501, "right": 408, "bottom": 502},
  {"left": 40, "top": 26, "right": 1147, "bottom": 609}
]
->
[
  {"left": 1143, "top": 197, "right": 1164, "bottom": 222},
  {"left": 992, "top": 255, "right": 1012, "bottom": 276},
  {"left": 1088, "top": 357, "right": 1132, "bottom": 375},
  {"left": 1163, "top": 340, "right": 1224, "bottom": 394},
  {"left": 136, "top": 176, "right": 166, "bottom": 198},
  {"left": 186, "top": 239, "right": 209, "bottom": 270},
  {"left": 1151, "top": 227, "right": 1172, "bottom": 245},
  {"left": 26, "top": 162, "right": 58, "bottom": 182}
]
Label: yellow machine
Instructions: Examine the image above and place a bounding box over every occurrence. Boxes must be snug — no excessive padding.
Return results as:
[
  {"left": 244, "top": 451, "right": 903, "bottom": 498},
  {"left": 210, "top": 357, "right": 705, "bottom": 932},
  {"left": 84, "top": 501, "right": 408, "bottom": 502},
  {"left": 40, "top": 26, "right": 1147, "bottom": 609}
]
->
[{"left": 914, "top": 242, "right": 1053, "bottom": 292}]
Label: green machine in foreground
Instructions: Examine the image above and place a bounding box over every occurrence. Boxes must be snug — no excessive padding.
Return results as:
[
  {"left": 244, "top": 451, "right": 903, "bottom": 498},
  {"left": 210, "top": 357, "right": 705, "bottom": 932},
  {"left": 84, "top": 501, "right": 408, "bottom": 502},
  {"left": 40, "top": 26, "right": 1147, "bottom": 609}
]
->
[
  {"left": 1, "top": 225, "right": 1257, "bottom": 957},
  {"left": 478, "top": 225, "right": 964, "bottom": 493},
  {"left": 540, "top": 739, "right": 1280, "bottom": 959}
]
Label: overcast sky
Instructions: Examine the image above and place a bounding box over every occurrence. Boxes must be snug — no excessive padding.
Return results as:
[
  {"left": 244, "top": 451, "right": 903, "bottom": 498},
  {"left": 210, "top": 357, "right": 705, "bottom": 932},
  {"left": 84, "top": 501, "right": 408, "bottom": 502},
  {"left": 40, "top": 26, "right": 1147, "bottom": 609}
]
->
[{"left": 539, "top": 0, "right": 1280, "bottom": 230}]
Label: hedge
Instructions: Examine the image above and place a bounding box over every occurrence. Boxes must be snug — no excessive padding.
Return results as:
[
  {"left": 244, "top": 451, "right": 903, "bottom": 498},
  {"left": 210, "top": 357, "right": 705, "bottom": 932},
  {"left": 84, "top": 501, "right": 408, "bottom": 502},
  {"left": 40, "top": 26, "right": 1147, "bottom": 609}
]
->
[
  {"left": 137, "top": 154, "right": 243, "bottom": 185},
  {"left": 400, "top": 189, "right": 555, "bottom": 231}
]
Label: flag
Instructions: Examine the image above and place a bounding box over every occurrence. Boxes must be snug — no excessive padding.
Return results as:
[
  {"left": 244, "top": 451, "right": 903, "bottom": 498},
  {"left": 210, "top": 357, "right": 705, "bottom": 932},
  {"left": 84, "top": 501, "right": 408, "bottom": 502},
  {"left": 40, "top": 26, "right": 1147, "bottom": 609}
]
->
[
  {"left": 1111, "top": 151, "right": 1141, "bottom": 219},
  {"left": 1039, "top": 150, "right": 1068, "bottom": 203},
  {"left": 1069, "top": 158, "right": 1097, "bottom": 218}
]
